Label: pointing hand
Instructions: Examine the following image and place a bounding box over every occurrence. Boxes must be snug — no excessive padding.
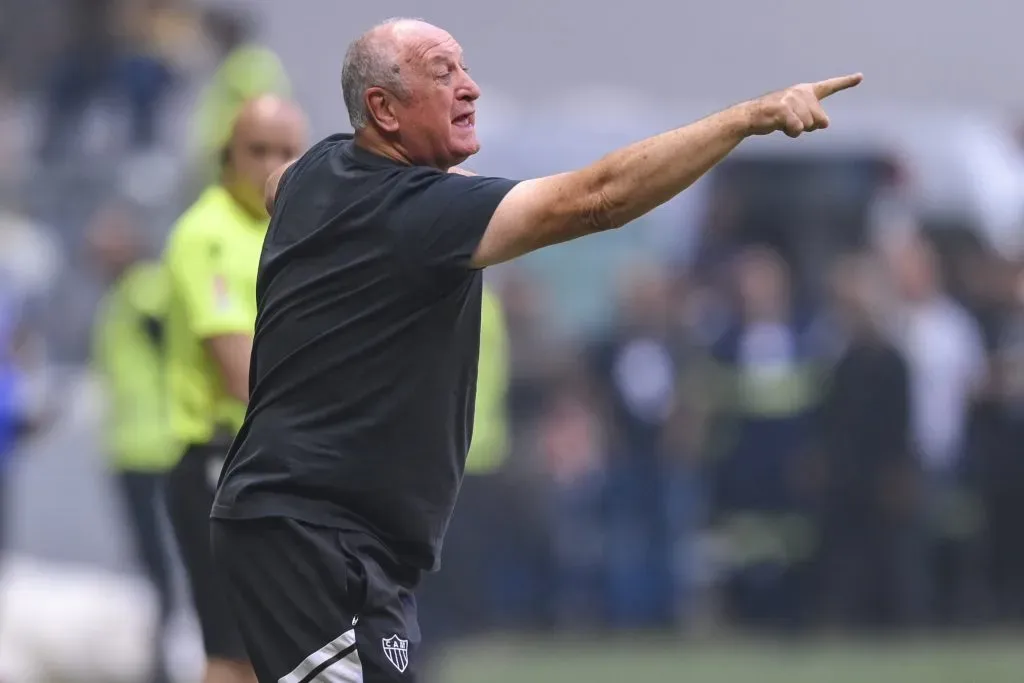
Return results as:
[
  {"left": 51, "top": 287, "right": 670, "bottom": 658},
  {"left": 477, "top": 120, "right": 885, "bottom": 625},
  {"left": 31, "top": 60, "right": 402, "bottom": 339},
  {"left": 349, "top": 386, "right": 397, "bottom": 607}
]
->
[{"left": 746, "top": 73, "right": 863, "bottom": 138}]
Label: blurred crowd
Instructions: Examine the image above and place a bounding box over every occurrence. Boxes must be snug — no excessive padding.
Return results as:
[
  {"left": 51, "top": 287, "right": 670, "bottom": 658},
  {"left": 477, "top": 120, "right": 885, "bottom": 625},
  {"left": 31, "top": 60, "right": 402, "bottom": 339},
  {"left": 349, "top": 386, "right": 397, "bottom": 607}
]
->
[
  {"left": 2, "top": 6, "right": 1024, "bottom": 681},
  {"left": 453, "top": 225, "right": 1024, "bottom": 637}
]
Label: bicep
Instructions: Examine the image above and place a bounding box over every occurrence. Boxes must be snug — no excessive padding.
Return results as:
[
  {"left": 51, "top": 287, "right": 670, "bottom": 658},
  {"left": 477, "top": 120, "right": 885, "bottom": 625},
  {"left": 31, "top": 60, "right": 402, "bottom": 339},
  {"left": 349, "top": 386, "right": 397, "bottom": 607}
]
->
[{"left": 470, "top": 172, "right": 601, "bottom": 269}]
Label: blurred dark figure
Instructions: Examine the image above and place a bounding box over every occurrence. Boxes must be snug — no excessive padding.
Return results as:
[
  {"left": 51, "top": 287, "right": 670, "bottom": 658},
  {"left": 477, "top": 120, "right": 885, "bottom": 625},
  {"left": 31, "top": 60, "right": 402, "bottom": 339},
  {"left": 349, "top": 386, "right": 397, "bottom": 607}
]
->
[
  {"left": 418, "top": 285, "right": 511, "bottom": 672},
  {"left": 87, "top": 201, "right": 176, "bottom": 683},
  {"left": 37, "top": 0, "right": 119, "bottom": 162},
  {"left": 959, "top": 253, "right": 1024, "bottom": 622},
  {"left": 496, "top": 270, "right": 572, "bottom": 630},
  {"left": 886, "top": 232, "right": 987, "bottom": 626},
  {"left": 38, "top": 0, "right": 182, "bottom": 161},
  {"left": 816, "top": 253, "right": 921, "bottom": 629},
  {"left": 699, "top": 246, "right": 824, "bottom": 631},
  {"left": 538, "top": 366, "right": 606, "bottom": 630},
  {"left": 588, "top": 262, "right": 692, "bottom": 629}
]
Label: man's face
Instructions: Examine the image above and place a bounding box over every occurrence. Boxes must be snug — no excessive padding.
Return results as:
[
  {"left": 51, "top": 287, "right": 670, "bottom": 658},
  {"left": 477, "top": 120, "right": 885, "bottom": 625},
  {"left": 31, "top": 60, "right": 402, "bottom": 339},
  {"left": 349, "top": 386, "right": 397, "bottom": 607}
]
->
[
  {"left": 225, "top": 113, "right": 306, "bottom": 217},
  {"left": 392, "top": 27, "right": 481, "bottom": 168}
]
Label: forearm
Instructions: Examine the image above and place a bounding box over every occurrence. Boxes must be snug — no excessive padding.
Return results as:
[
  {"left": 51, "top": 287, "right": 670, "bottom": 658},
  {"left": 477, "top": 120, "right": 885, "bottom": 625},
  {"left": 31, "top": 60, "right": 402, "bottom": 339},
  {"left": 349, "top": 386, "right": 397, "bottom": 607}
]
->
[
  {"left": 472, "top": 74, "right": 860, "bottom": 267},
  {"left": 575, "top": 104, "right": 751, "bottom": 231},
  {"left": 204, "top": 334, "right": 252, "bottom": 404}
]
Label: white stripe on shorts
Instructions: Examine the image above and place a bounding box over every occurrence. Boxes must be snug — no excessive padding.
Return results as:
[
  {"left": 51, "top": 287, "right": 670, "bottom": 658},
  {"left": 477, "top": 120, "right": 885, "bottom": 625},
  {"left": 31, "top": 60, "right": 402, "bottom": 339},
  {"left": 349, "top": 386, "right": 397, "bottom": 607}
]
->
[{"left": 279, "top": 627, "right": 363, "bottom": 683}]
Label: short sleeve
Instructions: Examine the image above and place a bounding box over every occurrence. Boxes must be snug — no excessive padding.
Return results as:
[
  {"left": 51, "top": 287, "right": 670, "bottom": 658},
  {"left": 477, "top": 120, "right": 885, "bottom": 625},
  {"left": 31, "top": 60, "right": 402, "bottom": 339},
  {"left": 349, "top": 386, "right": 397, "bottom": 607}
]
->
[
  {"left": 166, "top": 228, "right": 252, "bottom": 339},
  {"left": 401, "top": 172, "right": 519, "bottom": 271}
]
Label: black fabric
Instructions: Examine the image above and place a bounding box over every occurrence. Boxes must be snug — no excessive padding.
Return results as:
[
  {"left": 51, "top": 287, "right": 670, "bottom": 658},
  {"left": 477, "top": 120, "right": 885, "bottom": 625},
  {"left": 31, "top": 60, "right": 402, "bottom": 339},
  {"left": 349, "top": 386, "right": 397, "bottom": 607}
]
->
[
  {"left": 212, "top": 134, "right": 519, "bottom": 571},
  {"left": 211, "top": 516, "right": 421, "bottom": 683},
  {"left": 166, "top": 444, "right": 247, "bottom": 661}
]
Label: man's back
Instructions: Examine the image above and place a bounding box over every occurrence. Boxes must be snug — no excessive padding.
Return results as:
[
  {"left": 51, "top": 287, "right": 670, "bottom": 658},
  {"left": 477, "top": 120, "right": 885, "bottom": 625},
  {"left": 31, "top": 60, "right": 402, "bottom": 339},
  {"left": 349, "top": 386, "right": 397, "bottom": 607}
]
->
[{"left": 213, "top": 134, "right": 518, "bottom": 570}]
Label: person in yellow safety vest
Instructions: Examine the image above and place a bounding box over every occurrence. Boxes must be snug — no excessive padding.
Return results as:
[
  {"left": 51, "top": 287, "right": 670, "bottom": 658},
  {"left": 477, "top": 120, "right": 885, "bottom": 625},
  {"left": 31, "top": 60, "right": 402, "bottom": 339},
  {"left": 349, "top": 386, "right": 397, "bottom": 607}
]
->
[
  {"left": 190, "top": 7, "right": 291, "bottom": 187},
  {"left": 88, "top": 202, "right": 179, "bottom": 683},
  {"left": 419, "top": 283, "right": 511, "bottom": 666}
]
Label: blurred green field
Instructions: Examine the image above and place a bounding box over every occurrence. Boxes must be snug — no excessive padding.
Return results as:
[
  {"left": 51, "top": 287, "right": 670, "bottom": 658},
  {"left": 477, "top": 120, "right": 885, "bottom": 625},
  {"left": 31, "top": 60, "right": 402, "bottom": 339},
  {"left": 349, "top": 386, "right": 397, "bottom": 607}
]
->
[{"left": 440, "top": 634, "right": 1024, "bottom": 683}]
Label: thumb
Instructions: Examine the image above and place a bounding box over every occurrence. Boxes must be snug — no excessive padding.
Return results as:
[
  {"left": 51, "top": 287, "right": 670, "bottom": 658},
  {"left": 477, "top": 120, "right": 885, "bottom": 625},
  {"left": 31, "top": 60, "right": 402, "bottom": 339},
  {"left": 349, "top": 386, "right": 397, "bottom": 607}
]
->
[{"left": 812, "top": 73, "right": 864, "bottom": 100}]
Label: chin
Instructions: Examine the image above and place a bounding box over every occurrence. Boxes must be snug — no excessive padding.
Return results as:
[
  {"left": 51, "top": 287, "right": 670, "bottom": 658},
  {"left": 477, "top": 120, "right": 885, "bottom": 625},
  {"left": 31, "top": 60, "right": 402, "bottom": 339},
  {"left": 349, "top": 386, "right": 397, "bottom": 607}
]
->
[{"left": 452, "top": 132, "right": 480, "bottom": 157}]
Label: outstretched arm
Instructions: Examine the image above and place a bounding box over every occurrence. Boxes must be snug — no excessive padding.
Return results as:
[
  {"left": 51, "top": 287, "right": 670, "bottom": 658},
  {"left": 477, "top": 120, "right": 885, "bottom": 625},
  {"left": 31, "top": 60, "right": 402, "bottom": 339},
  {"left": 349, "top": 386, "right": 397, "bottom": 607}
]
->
[{"left": 472, "top": 74, "right": 863, "bottom": 268}]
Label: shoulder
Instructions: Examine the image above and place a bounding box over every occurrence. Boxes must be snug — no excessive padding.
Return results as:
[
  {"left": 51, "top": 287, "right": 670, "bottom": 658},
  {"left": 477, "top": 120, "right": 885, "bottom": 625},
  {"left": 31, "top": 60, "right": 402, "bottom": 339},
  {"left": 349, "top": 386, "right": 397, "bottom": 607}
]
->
[
  {"left": 294, "top": 133, "right": 350, "bottom": 170},
  {"left": 122, "top": 262, "right": 169, "bottom": 314},
  {"left": 283, "top": 133, "right": 356, "bottom": 187},
  {"left": 165, "top": 192, "right": 230, "bottom": 263}
]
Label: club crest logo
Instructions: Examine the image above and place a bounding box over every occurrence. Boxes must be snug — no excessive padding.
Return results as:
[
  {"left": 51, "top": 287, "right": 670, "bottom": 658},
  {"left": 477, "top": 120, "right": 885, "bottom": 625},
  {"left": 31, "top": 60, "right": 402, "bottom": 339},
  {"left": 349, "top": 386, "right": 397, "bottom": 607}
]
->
[{"left": 381, "top": 634, "right": 409, "bottom": 673}]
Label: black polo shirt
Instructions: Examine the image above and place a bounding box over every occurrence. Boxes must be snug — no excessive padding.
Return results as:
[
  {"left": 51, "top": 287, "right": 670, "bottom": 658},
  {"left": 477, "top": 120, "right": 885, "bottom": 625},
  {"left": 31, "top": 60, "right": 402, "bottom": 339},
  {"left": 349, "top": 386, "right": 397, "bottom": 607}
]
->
[{"left": 211, "top": 134, "right": 519, "bottom": 571}]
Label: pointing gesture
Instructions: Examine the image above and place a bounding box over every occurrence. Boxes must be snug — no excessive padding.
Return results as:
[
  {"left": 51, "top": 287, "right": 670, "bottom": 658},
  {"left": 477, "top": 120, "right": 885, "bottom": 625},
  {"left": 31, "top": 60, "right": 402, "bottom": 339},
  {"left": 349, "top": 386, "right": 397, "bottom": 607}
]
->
[{"left": 747, "top": 73, "right": 863, "bottom": 138}]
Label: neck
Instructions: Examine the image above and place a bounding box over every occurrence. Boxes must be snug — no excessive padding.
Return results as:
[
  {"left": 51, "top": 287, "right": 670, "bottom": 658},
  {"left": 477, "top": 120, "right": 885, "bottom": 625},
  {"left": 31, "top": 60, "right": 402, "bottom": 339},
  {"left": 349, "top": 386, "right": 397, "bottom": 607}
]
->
[
  {"left": 353, "top": 129, "right": 452, "bottom": 171},
  {"left": 222, "top": 181, "right": 266, "bottom": 221},
  {"left": 353, "top": 129, "right": 416, "bottom": 166}
]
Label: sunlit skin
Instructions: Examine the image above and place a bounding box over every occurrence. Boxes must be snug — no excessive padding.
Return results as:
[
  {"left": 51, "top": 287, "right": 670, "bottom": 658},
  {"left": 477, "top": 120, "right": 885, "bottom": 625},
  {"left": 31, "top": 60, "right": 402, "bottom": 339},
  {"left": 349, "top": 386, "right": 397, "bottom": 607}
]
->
[
  {"left": 355, "top": 21, "right": 481, "bottom": 170},
  {"left": 222, "top": 95, "right": 308, "bottom": 218}
]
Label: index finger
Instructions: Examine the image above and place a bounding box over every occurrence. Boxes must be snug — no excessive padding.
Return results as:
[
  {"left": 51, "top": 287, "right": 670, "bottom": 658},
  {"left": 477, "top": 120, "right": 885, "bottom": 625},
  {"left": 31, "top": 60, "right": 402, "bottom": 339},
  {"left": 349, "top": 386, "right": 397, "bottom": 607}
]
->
[{"left": 812, "top": 73, "right": 863, "bottom": 100}]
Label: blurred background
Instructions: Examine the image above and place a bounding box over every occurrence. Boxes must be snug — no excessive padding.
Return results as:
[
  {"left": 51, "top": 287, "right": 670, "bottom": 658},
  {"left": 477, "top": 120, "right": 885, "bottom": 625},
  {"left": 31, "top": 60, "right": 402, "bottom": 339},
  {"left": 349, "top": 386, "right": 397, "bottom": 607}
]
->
[{"left": 3, "top": 0, "right": 1024, "bottom": 682}]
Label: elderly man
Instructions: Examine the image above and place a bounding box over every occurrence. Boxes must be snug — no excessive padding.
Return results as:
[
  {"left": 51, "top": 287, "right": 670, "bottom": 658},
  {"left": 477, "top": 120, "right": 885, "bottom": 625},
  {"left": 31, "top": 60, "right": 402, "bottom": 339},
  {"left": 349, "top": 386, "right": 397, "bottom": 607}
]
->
[{"left": 210, "top": 17, "right": 861, "bottom": 683}]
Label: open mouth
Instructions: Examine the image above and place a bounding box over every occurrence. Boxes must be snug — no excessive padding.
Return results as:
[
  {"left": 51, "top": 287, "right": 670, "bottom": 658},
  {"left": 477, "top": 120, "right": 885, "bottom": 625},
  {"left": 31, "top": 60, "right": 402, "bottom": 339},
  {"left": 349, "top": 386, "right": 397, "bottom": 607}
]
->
[{"left": 453, "top": 113, "right": 475, "bottom": 128}]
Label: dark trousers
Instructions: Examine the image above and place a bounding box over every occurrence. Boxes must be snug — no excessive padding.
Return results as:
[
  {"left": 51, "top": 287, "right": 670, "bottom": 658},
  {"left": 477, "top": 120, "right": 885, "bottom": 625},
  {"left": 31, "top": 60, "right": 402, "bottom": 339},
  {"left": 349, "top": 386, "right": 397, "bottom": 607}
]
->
[
  {"left": 603, "top": 454, "right": 679, "bottom": 629},
  {"left": 819, "top": 508, "right": 925, "bottom": 629},
  {"left": 116, "top": 470, "right": 174, "bottom": 683}
]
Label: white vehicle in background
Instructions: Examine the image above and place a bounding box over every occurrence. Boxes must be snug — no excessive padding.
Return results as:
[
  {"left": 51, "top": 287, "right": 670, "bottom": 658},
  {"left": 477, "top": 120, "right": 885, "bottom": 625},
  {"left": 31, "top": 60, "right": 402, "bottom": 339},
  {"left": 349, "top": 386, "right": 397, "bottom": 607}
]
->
[
  {"left": 712, "top": 105, "right": 1024, "bottom": 255},
  {"left": 480, "top": 95, "right": 1024, "bottom": 331},
  {"left": 677, "top": 106, "right": 1024, "bottom": 306}
]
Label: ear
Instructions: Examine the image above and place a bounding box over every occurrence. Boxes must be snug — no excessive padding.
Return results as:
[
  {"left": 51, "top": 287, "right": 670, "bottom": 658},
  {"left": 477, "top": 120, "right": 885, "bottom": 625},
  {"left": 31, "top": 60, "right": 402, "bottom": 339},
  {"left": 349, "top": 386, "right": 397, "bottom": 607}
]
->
[{"left": 366, "top": 87, "right": 400, "bottom": 133}]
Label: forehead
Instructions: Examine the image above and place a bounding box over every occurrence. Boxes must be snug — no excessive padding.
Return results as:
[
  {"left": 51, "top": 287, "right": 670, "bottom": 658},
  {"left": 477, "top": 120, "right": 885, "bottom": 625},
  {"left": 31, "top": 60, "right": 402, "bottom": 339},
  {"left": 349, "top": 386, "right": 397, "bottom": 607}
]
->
[{"left": 397, "top": 24, "right": 463, "bottom": 67}]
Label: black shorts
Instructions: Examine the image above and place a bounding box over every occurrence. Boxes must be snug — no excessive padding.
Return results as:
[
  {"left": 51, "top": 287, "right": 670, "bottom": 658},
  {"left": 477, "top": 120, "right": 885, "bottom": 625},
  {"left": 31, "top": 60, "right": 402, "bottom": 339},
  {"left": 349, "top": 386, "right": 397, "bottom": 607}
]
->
[
  {"left": 211, "top": 516, "right": 422, "bottom": 683},
  {"left": 165, "top": 443, "right": 247, "bottom": 661}
]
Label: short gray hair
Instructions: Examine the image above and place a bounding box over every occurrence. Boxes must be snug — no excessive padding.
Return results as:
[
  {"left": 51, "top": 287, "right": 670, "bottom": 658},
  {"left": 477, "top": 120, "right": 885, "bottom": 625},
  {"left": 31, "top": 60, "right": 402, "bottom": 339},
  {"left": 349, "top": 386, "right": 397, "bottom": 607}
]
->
[{"left": 341, "top": 17, "right": 420, "bottom": 130}]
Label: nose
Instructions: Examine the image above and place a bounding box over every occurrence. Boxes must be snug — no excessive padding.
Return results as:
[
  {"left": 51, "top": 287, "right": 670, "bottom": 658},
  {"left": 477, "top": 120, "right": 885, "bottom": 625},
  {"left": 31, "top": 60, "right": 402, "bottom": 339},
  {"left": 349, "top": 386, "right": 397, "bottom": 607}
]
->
[{"left": 459, "top": 71, "right": 481, "bottom": 101}]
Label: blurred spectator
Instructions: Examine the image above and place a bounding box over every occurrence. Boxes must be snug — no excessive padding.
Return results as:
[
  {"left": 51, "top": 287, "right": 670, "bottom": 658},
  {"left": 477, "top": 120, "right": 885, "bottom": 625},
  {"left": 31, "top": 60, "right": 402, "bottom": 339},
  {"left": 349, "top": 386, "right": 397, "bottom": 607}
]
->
[
  {"left": 587, "top": 262, "right": 693, "bottom": 629},
  {"left": 419, "top": 284, "right": 511, "bottom": 655},
  {"left": 37, "top": 0, "right": 194, "bottom": 162},
  {"left": 959, "top": 253, "right": 1024, "bottom": 622},
  {"left": 501, "top": 268, "right": 563, "bottom": 451},
  {"left": 87, "top": 201, "right": 176, "bottom": 683},
  {"left": 816, "top": 252, "right": 920, "bottom": 629},
  {"left": 0, "top": 263, "right": 51, "bottom": 564},
  {"left": 189, "top": 5, "right": 290, "bottom": 188},
  {"left": 494, "top": 269, "right": 569, "bottom": 629},
  {"left": 36, "top": 0, "right": 119, "bottom": 161},
  {"left": 0, "top": 203, "right": 60, "bottom": 421},
  {"left": 0, "top": 66, "right": 22, "bottom": 190},
  {"left": 887, "top": 232, "right": 987, "bottom": 625},
  {"left": 539, "top": 368, "right": 606, "bottom": 629},
  {"left": 116, "top": 0, "right": 198, "bottom": 149},
  {"left": 697, "top": 246, "right": 824, "bottom": 630}
]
